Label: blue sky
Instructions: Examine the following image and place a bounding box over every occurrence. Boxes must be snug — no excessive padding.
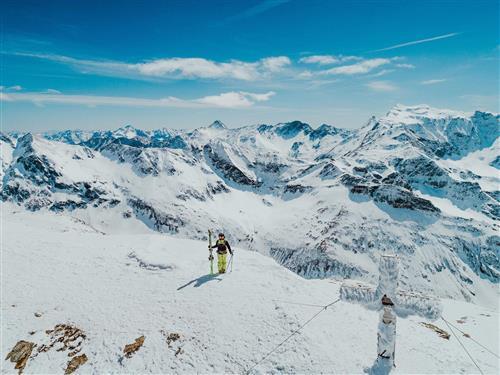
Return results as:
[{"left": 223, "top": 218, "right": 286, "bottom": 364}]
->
[{"left": 1, "top": 0, "right": 499, "bottom": 131}]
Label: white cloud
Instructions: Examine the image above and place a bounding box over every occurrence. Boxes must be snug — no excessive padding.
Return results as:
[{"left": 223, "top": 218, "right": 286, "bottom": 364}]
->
[
  {"left": 300, "top": 55, "right": 339, "bottom": 65},
  {"left": 366, "top": 81, "right": 398, "bottom": 92},
  {"left": 10, "top": 52, "right": 291, "bottom": 81},
  {"left": 196, "top": 92, "right": 267, "bottom": 108},
  {"left": 299, "top": 55, "right": 361, "bottom": 65},
  {"left": 373, "top": 32, "right": 459, "bottom": 52},
  {"left": 420, "top": 79, "right": 447, "bottom": 85},
  {"left": 0, "top": 90, "right": 276, "bottom": 109},
  {"left": 136, "top": 58, "right": 256, "bottom": 80},
  {"left": 321, "top": 58, "right": 392, "bottom": 75},
  {"left": 45, "top": 88, "right": 62, "bottom": 94},
  {"left": 260, "top": 56, "right": 291, "bottom": 72},
  {"left": 395, "top": 63, "right": 415, "bottom": 69}
]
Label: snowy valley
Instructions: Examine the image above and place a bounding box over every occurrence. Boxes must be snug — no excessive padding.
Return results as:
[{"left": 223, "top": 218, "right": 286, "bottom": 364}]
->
[{"left": 1, "top": 104, "right": 499, "bottom": 373}]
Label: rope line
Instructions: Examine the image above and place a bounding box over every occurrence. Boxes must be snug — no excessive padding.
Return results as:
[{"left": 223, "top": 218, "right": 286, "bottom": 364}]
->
[
  {"left": 441, "top": 317, "right": 484, "bottom": 375},
  {"left": 244, "top": 298, "right": 340, "bottom": 375},
  {"left": 441, "top": 316, "right": 499, "bottom": 359},
  {"left": 272, "top": 300, "right": 329, "bottom": 308}
]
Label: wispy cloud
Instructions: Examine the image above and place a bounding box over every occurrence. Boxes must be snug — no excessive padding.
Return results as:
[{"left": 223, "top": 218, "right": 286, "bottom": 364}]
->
[
  {"left": 395, "top": 63, "right": 415, "bottom": 69},
  {"left": 367, "top": 69, "right": 394, "bottom": 78},
  {"left": 373, "top": 33, "right": 460, "bottom": 52},
  {"left": 299, "top": 55, "right": 361, "bottom": 65},
  {"left": 0, "top": 85, "right": 23, "bottom": 91},
  {"left": 420, "top": 79, "right": 447, "bottom": 85},
  {"left": 7, "top": 51, "right": 415, "bottom": 90},
  {"left": 8, "top": 52, "right": 291, "bottom": 81},
  {"left": 320, "top": 58, "right": 393, "bottom": 75},
  {"left": 225, "top": 0, "right": 290, "bottom": 22},
  {"left": 366, "top": 81, "right": 398, "bottom": 92},
  {"left": 1, "top": 90, "right": 276, "bottom": 109}
]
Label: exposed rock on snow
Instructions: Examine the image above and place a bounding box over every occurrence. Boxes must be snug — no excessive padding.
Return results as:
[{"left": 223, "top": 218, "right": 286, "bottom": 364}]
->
[
  {"left": 203, "top": 143, "right": 260, "bottom": 187},
  {"left": 371, "top": 185, "right": 440, "bottom": 213},
  {"left": 420, "top": 322, "right": 450, "bottom": 340},
  {"left": 40, "top": 324, "right": 86, "bottom": 355},
  {"left": 127, "top": 198, "right": 185, "bottom": 233},
  {"left": 5, "top": 340, "right": 35, "bottom": 373},
  {"left": 123, "top": 336, "right": 145, "bottom": 358},
  {"left": 65, "top": 354, "right": 88, "bottom": 374}
]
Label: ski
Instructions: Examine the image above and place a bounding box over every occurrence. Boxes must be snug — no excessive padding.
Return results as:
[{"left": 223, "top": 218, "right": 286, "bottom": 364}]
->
[
  {"left": 227, "top": 252, "right": 234, "bottom": 273},
  {"left": 208, "top": 229, "right": 214, "bottom": 275}
]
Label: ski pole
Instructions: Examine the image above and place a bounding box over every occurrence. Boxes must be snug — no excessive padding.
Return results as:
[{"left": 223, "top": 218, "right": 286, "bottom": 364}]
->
[{"left": 228, "top": 252, "right": 234, "bottom": 273}]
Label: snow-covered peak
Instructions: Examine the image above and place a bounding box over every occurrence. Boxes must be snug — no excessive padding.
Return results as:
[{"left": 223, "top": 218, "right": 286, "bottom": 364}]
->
[
  {"left": 13, "top": 133, "right": 35, "bottom": 158},
  {"left": 339, "top": 105, "right": 499, "bottom": 160},
  {"left": 114, "top": 124, "right": 148, "bottom": 139},
  {"left": 208, "top": 120, "right": 227, "bottom": 130},
  {"left": 44, "top": 129, "right": 93, "bottom": 145},
  {"left": 274, "top": 120, "right": 312, "bottom": 139},
  {"left": 309, "top": 123, "right": 351, "bottom": 141},
  {"left": 383, "top": 104, "right": 471, "bottom": 125}
]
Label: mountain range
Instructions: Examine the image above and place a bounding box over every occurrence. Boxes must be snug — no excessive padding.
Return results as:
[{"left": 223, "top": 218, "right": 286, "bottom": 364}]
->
[{"left": 2, "top": 104, "right": 498, "bottom": 303}]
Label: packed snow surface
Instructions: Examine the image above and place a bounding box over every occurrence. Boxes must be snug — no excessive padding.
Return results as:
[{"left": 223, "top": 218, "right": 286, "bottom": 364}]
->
[{"left": 2, "top": 206, "right": 499, "bottom": 374}]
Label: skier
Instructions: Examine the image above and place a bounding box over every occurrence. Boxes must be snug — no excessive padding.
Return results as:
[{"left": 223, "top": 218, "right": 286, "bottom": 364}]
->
[{"left": 209, "top": 233, "right": 232, "bottom": 273}]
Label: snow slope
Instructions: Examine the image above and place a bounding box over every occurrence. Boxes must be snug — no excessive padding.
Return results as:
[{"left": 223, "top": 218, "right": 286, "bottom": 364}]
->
[{"left": 2, "top": 205, "right": 499, "bottom": 374}]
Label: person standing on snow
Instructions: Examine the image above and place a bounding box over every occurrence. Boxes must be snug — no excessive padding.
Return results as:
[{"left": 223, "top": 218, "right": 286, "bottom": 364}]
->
[{"left": 209, "top": 233, "right": 232, "bottom": 273}]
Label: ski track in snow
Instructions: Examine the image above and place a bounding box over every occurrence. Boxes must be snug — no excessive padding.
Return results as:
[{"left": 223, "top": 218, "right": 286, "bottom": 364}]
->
[{"left": 2, "top": 207, "right": 499, "bottom": 374}]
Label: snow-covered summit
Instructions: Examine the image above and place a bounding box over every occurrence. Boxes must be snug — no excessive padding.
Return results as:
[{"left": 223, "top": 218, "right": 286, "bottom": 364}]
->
[
  {"left": 114, "top": 124, "right": 149, "bottom": 139},
  {"left": 384, "top": 104, "right": 472, "bottom": 125},
  {"left": 207, "top": 120, "right": 227, "bottom": 129}
]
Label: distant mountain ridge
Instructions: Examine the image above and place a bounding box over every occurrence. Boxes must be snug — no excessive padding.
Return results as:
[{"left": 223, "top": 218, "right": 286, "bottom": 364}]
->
[{"left": 1, "top": 104, "right": 499, "bottom": 303}]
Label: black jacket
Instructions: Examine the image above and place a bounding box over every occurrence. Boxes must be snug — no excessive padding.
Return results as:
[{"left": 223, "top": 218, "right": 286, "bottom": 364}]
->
[{"left": 211, "top": 239, "right": 232, "bottom": 254}]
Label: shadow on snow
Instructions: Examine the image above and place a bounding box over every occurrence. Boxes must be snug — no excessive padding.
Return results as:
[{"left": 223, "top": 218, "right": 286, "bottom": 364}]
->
[{"left": 177, "top": 273, "right": 222, "bottom": 290}]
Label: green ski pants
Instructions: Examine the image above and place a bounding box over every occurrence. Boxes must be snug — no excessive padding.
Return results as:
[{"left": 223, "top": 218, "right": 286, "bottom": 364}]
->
[{"left": 217, "top": 252, "right": 227, "bottom": 273}]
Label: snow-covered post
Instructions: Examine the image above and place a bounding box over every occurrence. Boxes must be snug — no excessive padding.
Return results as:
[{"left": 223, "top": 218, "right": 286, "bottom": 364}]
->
[
  {"left": 340, "top": 254, "right": 442, "bottom": 369},
  {"left": 378, "top": 297, "right": 396, "bottom": 366},
  {"left": 376, "top": 255, "right": 398, "bottom": 366}
]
